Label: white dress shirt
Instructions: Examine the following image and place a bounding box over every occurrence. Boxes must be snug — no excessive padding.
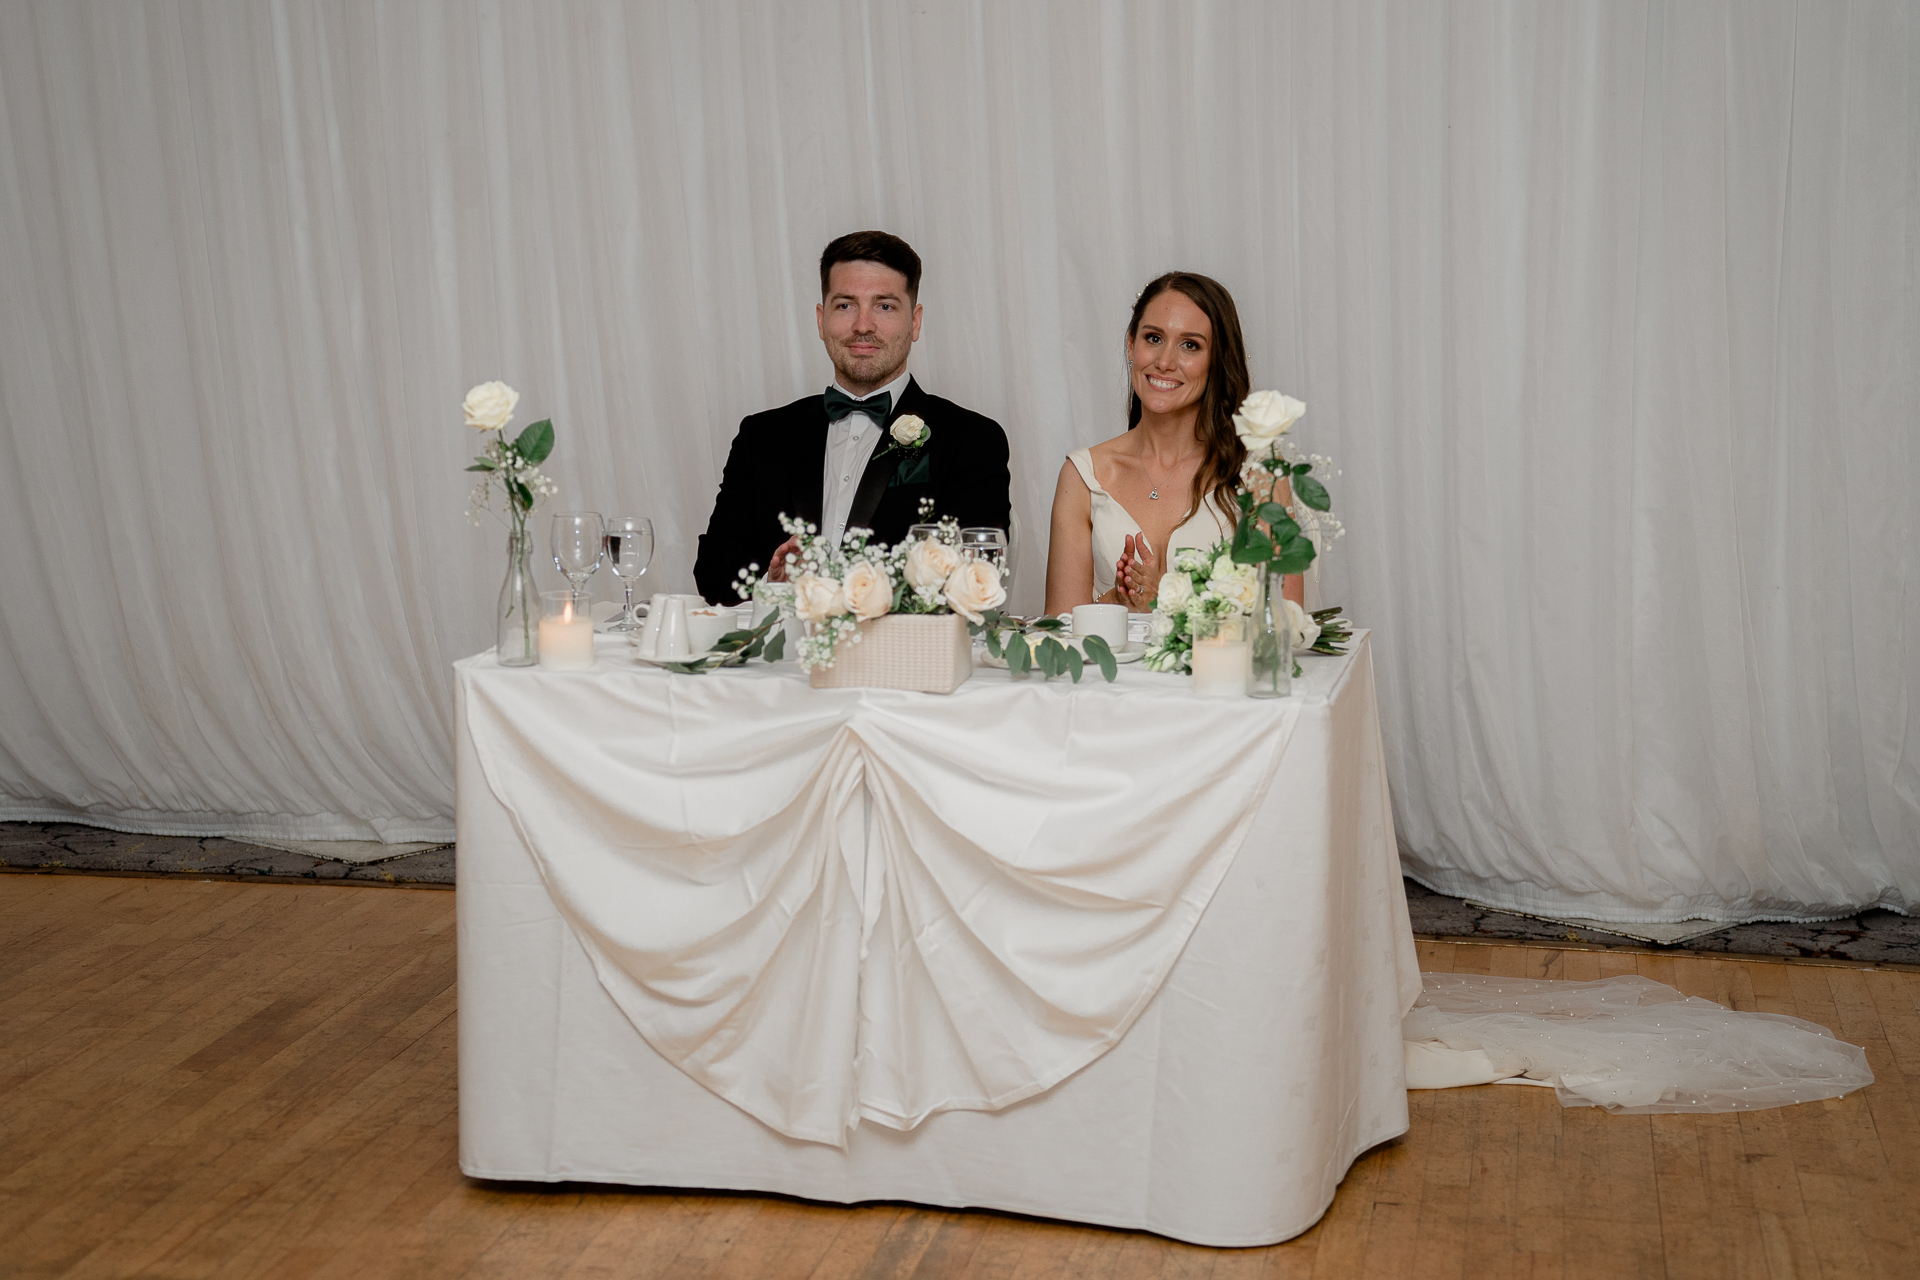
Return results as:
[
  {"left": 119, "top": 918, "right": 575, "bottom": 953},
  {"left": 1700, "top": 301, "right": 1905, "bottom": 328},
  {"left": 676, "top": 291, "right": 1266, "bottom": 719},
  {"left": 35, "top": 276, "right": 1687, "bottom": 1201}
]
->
[{"left": 821, "top": 369, "right": 911, "bottom": 546}]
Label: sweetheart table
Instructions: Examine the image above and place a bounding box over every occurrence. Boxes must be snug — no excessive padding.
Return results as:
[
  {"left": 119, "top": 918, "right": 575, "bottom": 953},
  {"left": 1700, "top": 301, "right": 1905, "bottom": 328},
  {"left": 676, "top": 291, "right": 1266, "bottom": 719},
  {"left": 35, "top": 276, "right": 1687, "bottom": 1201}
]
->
[{"left": 453, "top": 631, "right": 1418, "bottom": 1247}]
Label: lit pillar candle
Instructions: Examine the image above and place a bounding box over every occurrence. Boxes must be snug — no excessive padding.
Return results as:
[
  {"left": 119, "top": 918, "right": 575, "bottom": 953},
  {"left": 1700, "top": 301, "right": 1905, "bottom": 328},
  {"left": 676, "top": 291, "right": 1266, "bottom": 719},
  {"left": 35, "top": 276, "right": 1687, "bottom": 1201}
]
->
[
  {"left": 538, "top": 592, "right": 596, "bottom": 671},
  {"left": 1189, "top": 636, "right": 1251, "bottom": 697}
]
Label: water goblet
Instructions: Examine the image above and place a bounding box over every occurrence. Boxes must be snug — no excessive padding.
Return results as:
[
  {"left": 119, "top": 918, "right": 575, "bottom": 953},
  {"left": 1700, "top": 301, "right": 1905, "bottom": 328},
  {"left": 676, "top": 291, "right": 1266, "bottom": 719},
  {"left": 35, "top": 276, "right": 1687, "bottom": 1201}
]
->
[
  {"left": 959, "top": 526, "right": 1010, "bottom": 573},
  {"left": 551, "top": 512, "right": 605, "bottom": 595},
  {"left": 603, "top": 516, "right": 654, "bottom": 632},
  {"left": 906, "top": 523, "right": 942, "bottom": 543}
]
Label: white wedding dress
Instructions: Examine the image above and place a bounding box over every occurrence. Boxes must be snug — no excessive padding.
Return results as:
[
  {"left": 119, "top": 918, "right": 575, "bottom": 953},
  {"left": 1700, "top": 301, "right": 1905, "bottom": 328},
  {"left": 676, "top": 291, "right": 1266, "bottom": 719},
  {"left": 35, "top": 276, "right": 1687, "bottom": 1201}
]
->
[
  {"left": 1403, "top": 973, "right": 1872, "bottom": 1112},
  {"left": 1068, "top": 448, "right": 1232, "bottom": 600}
]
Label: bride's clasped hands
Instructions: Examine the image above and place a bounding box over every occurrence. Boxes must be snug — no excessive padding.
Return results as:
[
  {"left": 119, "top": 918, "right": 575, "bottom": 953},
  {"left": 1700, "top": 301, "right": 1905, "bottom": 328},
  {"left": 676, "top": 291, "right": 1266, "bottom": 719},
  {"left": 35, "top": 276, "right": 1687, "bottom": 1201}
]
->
[{"left": 1112, "top": 533, "right": 1158, "bottom": 610}]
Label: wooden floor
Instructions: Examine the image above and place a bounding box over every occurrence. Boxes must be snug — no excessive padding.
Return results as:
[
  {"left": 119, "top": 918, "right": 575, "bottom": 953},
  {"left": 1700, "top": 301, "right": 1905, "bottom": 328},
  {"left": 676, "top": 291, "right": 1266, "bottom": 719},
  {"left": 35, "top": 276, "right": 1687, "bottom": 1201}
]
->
[{"left": 2, "top": 877, "right": 1915, "bottom": 1280}]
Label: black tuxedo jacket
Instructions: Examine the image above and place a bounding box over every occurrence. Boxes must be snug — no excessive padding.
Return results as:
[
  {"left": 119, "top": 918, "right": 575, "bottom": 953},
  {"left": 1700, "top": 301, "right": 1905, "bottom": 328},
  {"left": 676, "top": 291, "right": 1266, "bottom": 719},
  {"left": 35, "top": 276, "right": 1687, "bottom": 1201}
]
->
[{"left": 693, "top": 378, "right": 1012, "bottom": 603}]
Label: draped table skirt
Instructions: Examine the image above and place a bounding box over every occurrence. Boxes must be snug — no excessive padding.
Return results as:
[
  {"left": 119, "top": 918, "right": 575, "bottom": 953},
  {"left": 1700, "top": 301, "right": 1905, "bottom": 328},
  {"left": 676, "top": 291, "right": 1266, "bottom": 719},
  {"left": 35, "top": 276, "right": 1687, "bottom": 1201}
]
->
[{"left": 453, "top": 632, "right": 1418, "bottom": 1247}]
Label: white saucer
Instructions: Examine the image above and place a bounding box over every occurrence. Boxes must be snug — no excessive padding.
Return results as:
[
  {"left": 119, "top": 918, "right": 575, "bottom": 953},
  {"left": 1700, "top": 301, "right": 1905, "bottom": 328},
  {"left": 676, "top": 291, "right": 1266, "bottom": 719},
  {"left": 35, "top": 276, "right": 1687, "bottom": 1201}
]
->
[
  {"left": 979, "top": 638, "right": 1146, "bottom": 669},
  {"left": 631, "top": 646, "right": 719, "bottom": 667}
]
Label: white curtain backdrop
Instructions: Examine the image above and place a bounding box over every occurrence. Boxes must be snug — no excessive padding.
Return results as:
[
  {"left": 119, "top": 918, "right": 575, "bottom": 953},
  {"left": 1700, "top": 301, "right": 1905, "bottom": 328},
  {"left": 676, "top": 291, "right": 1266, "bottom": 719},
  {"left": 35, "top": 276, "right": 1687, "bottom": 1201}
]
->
[{"left": 0, "top": 2, "right": 1913, "bottom": 921}]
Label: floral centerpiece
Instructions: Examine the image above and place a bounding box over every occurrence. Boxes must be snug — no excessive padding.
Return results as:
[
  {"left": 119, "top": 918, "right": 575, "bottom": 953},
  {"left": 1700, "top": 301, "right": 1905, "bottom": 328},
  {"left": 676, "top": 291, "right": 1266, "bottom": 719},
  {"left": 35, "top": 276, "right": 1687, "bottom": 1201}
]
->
[
  {"left": 461, "top": 381, "right": 560, "bottom": 667},
  {"left": 1141, "top": 390, "right": 1349, "bottom": 685},
  {"left": 725, "top": 504, "right": 998, "bottom": 681},
  {"left": 702, "top": 501, "right": 1120, "bottom": 692}
]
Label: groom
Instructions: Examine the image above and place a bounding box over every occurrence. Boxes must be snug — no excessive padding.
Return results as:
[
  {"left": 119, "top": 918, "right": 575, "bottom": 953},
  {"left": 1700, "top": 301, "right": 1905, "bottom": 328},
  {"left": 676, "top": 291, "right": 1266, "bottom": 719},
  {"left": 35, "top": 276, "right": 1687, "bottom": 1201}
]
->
[{"left": 692, "top": 231, "right": 1012, "bottom": 602}]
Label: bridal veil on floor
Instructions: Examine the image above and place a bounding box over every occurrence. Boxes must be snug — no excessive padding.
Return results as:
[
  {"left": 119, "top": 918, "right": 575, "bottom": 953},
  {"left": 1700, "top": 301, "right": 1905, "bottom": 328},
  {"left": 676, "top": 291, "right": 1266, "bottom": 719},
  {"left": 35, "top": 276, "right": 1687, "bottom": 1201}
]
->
[{"left": 1403, "top": 973, "right": 1873, "bottom": 1113}]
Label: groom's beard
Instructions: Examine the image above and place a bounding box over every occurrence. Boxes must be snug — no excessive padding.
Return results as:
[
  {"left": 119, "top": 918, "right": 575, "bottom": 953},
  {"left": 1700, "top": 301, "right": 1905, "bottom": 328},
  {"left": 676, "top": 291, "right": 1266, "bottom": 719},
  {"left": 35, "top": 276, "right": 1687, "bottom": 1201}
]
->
[{"left": 827, "top": 334, "right": 910, "bottom": 394}]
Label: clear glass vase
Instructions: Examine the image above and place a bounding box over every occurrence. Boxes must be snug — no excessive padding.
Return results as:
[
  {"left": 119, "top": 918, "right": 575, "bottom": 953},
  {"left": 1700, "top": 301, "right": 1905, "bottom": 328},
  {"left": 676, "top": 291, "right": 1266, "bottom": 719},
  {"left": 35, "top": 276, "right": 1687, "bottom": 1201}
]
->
[
  {"left": 497, "top": 527, "right": 538, "bottom": 667},
  {"left": 1248, "top": 564, "right": 1291, "bottom": 698}
]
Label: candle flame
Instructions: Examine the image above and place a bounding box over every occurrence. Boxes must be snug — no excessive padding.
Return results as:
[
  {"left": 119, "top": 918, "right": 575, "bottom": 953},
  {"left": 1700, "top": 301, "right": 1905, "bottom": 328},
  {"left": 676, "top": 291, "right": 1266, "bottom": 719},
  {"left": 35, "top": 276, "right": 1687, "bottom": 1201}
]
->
[{"left": 562, "top": 598, "right": 574, "bottom": 623}]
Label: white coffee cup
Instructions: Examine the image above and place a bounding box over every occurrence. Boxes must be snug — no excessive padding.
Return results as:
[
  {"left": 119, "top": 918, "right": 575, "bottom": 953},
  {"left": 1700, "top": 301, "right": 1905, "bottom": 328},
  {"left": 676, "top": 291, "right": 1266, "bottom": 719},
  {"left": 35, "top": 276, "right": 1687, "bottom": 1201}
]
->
[
  {"left": 687, "top": 606, "right": 730, "bottom": 654},
  {"left": 1071, "top": 603, "right": 1128, "bottom": 649}
]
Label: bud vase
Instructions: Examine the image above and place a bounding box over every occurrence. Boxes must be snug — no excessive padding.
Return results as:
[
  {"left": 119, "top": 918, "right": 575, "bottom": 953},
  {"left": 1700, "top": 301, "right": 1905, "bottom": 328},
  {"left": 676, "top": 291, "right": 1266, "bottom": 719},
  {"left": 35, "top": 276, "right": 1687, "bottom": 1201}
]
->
[
  {"left": 1248, "top": 565, "right": 1291, "bottom": 698},
  {"left": 497, "top": 528, "right": 538, "bottom": 667}
]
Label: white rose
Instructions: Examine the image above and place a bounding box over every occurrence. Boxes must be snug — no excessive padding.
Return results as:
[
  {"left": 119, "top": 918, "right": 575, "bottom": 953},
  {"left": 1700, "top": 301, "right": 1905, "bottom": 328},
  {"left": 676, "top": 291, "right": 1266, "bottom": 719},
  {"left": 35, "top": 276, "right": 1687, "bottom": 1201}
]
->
[
  {"left": 1149, "top": 613, "right": 1175, "bottom": 639},
  {"left": 1284, "top": 598, "right": 1321, "bottom": 651},
  {"left": 841, "top": 560, "right": 893, "bottom": 621},
  {"left": 1233, "top": 390, "right": 1305, "bottom": 453},
  {"left": 904, "top": 538, "right": 961, "bottom": 594},
  {"left": 942, "top": 560, "right": 1006, "bottom": 623},
  {"left": 463, "top": 380, "right": 519, "bottom": 431},
  {"left": 1155, "top": 572, "right": 1195, "bottom": 611},
  {"left": 792, "top": 574, "right": 848, "bottom": 624},
  {"left": 1208, "top": 561, "right": 1260, "bottom": 611},
  {"left": 890, "top": 414, "right": 930, "bottom": 448}
]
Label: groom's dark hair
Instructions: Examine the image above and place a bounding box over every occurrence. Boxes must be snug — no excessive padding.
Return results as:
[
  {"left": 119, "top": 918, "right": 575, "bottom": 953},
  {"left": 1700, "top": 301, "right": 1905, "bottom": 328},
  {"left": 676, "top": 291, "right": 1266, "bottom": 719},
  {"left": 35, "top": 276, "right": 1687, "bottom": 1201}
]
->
[{"left": 820, "top": 231, "right": 923, "bottom": 301}]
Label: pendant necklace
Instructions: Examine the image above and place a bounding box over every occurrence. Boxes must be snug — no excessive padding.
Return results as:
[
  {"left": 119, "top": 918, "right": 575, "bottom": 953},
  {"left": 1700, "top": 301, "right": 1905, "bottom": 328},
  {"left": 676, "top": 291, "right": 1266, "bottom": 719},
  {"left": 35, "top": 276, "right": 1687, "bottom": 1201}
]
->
[{"left": 1143, "top": 449, "right": 1193, "bottom": 501}]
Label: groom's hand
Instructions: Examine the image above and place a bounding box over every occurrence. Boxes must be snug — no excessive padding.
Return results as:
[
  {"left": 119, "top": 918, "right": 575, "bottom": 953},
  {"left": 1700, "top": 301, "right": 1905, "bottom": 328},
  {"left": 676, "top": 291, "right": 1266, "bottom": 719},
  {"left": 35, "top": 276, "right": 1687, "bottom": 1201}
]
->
[{"left": 765, "top": 536, "right": 802, "bottom": 583}]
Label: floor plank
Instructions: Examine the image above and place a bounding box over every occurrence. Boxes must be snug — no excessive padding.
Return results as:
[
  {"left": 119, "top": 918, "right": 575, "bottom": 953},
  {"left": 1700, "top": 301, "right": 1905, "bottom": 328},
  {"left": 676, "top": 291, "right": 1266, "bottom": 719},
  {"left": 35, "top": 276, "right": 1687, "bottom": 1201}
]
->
[{"left": 5, "top": 881, "right": 1918, "bottom": 1279}]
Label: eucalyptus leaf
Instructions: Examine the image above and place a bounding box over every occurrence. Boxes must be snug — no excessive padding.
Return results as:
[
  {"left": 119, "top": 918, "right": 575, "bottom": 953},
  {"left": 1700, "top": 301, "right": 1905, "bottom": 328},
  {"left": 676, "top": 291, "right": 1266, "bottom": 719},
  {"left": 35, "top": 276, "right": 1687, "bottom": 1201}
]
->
[
  {"left": 1063, "top": 644, "right": 1084, "bottom": 683},
  {"left": 1082, "top": 634, "right": 1119, "bottom": 682},
  {"left": 1007, "top": 634, "right": 1031, "bottom": 675},
  {"left": 1037, "top": 638, "right": 1066, "bottom": 679},
  {"left": 1031, "top": 617, "right": 1066, "bottom": 632},
  {"left": 763, "top": 628, "right": 786, "bottom": 663},
  {"left": 985, "top": 629, "right": 1004, "bottom": 659},
  {"left": 515, "top": 418, "right": 555, "bottom": 465},
  {"left": 1294, "top": 474, "right": 1331, "bottom": 511}
]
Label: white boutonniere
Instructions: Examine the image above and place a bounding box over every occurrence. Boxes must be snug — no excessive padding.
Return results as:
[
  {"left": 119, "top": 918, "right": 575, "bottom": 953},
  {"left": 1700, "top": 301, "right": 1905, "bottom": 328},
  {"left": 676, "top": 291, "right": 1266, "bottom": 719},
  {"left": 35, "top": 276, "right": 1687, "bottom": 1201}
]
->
[{"left": 875, "top": 414, "right": 930, "bottom": 463}]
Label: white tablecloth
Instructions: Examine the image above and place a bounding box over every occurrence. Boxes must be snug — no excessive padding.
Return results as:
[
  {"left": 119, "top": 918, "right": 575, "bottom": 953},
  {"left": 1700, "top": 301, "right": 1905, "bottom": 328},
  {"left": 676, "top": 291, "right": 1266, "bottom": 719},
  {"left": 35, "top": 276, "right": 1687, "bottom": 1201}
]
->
[{"left": 454, "top": 633, "right": 1419, "bottom": 1246}]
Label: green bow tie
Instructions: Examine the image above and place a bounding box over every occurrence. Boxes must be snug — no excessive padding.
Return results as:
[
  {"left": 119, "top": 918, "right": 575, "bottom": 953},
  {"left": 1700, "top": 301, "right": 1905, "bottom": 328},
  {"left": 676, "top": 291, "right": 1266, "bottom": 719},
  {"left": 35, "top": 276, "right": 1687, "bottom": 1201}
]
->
[{"left": 823, "top": 386, "right": 891, "bottom": 424}]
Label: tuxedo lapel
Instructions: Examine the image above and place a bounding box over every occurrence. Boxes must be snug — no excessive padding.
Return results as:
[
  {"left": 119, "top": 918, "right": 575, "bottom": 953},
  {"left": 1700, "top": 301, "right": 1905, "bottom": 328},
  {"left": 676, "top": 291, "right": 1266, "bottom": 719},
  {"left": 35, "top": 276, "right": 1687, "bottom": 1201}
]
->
[{"left": 846, "top": 377, "right": 923, "bottom": 533}]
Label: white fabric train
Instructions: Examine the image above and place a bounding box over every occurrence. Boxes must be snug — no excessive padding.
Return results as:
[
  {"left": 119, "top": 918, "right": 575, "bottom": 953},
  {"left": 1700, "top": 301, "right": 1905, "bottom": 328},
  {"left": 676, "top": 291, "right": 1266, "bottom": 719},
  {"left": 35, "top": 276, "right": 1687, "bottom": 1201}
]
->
[{"left": 1403, "top": 973, "right": 1873, "bottom": 1112}]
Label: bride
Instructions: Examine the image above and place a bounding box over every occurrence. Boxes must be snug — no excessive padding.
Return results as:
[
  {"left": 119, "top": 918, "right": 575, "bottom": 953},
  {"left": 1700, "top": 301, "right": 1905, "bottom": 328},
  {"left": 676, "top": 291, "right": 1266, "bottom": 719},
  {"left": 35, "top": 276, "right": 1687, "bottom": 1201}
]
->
[{"left": 1044, "top": 271, "right": 1303, "bottom": 614}]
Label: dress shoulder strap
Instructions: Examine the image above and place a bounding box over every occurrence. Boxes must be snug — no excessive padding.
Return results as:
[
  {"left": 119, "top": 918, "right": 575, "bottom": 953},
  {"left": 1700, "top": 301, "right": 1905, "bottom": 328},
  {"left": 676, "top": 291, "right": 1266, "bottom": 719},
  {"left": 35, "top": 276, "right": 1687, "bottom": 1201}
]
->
[{"left": 1065, "top": 448, "right": 1104, "bottom": 495}]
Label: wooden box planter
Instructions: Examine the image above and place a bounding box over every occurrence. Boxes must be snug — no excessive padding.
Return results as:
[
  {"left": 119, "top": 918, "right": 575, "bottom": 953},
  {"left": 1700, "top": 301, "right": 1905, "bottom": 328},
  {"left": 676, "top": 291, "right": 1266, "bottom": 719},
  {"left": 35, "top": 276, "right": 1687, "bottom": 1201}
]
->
[{"left": 807, "top": 613, "right": 974, "bottom": 694}]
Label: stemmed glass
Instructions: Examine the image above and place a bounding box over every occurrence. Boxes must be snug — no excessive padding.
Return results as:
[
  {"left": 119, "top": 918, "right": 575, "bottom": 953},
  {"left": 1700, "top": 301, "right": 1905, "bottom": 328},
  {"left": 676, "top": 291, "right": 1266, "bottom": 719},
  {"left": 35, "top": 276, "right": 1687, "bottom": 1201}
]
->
[
  {"left": 551, "top": 512, "right": 605, "bottom": 596},
  {"left": 959, "top": 526, "right": 1010, "bottom": 573},
  {"left": 603, "top": 517, "right": 654, "bottom": 632},
  {"left": 906, "top": 522, "right": 943, "bottom": 543}
]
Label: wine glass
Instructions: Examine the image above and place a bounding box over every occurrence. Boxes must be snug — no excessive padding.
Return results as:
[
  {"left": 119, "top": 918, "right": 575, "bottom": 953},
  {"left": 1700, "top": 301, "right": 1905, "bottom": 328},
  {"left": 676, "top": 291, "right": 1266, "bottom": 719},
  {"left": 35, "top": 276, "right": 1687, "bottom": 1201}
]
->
[
  {"left": 603, "top": 516, "right": 654, "bottom": 632},
  {"left": 906, "top": 523, "right": 942, "bottom": 543},
  {"left": 959, "top": 526, "right": 1010, "bottom": 573},
  {"left": 551, "top": 512, "right": 605, "bottom": 595}
]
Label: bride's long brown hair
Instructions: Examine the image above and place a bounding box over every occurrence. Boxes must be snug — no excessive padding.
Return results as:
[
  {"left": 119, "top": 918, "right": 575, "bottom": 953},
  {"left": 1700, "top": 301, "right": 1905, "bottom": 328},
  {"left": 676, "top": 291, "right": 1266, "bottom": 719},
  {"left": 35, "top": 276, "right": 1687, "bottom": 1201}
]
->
[{"left": 1126, "top": 272, "right": 1250, "bottom": 528}]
